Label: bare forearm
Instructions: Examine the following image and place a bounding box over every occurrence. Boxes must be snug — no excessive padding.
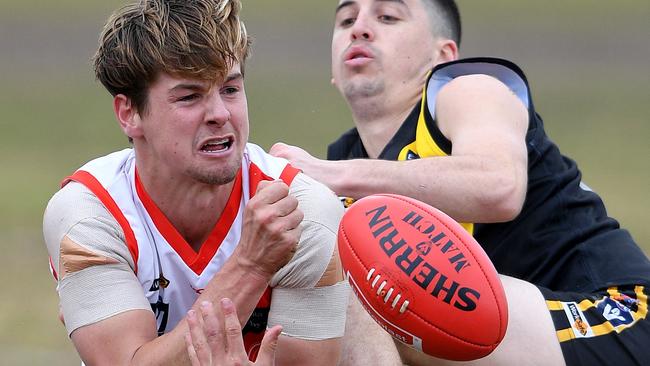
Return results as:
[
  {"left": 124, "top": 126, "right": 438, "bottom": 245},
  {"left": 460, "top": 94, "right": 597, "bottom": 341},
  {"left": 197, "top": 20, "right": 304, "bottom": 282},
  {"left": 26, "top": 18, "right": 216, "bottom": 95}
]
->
[
  {"left": 275, "top": 336, "right": 342, "bottom": 366},
  {"left": 322, "top": 156, "right": 525, "bottom": 223},
  {"left": 130, "top": 257, "right": 272, "bottom": 365},
  {"left": 195, "top": 251, "right": 272, "bottom": 325}
]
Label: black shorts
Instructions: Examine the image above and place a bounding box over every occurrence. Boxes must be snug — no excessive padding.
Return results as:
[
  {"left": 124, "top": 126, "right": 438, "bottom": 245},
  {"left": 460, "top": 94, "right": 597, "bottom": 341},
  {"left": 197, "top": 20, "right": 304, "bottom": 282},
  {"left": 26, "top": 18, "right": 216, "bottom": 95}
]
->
[{"left": 539, "top": 285, "right": 650, "bottom": 365}]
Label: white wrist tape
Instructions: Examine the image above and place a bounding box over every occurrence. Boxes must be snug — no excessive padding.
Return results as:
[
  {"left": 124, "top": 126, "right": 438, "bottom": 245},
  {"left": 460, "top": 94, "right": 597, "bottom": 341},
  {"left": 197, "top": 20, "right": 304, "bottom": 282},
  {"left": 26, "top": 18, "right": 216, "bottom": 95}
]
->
[{"left": 268, "top": 281, "right": 350, "bottom": 340}]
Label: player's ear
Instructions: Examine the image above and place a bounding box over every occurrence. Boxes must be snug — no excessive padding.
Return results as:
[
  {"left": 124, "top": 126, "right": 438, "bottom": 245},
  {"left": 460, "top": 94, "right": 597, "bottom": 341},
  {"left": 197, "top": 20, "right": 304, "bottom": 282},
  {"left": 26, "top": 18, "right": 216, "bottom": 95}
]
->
[
  {"left": 435, "top": 39, "right": 459, "bottom": 64},
  {"left": 114, "top": 94, "right": 144, "bottom": 140}
]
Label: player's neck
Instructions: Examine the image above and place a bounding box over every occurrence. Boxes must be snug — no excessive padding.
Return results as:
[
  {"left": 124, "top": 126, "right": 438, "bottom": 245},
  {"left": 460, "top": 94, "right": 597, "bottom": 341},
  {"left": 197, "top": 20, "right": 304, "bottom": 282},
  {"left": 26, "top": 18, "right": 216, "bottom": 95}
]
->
[
  {"left": 136, "top": 163, "right": 235, "bottom": 251},
  {"left": 351, "top": 93, "right": 419, "bottom": 159}
]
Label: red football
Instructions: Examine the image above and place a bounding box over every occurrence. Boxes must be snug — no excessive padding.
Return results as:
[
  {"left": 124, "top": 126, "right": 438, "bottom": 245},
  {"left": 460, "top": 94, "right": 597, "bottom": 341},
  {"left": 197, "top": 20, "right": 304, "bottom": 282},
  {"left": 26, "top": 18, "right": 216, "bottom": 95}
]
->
[{"left": 338, "top": 194, "right": 508, "bottom": 361}]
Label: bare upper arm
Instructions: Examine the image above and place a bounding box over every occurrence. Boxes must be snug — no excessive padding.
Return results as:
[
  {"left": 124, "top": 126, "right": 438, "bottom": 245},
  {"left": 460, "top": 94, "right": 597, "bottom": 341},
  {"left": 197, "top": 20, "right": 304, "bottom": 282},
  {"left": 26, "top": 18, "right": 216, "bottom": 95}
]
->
[
  {"left": 71, "top": 309, "right": 158, "bottom": 366},
  {"left": 434, "top": 74, "right": 530, "bottom": 218},
  {"left": 44, "top": 182, "right": 152, "bottom": 335},
  {"left": 435, "top": 74, "right": 529, "bottom": 158}
]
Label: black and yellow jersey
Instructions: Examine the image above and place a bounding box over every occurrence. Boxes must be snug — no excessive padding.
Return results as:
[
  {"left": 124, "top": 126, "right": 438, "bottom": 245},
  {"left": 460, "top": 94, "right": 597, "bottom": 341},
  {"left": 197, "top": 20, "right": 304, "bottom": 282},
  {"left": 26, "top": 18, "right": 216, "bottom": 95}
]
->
[{"left": 328, "top": 57, "right": 650, "bottom": 292}]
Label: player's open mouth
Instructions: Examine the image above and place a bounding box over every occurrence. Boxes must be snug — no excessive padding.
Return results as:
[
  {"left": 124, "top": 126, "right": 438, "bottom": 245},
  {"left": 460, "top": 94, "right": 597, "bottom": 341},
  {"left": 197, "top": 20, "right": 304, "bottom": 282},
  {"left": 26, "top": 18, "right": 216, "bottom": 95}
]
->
[
  {"left": 347, "top": 51, "right": 370, "bottom": 60},
  {"left": 345, "top": 45, "right": 373, "bottom": 62},
  {"left": 199, "top": 137, "right": 233, "bottom": 154},
  {"left": 344, "top": 45, "right": 374, "bottom": 67}
]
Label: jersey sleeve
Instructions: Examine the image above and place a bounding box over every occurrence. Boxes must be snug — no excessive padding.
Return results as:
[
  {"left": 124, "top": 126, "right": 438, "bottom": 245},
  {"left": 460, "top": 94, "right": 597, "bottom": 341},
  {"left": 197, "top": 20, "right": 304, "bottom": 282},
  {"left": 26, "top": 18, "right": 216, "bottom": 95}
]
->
[
  {"left": 427, "top": 57, "right": 532, "bottom": 119},
  {"left": 267, "top": 173, "right": 349, "bottom": 339},
  {"left": 43, "top": 181, "right": 152, "bottom": 336}
]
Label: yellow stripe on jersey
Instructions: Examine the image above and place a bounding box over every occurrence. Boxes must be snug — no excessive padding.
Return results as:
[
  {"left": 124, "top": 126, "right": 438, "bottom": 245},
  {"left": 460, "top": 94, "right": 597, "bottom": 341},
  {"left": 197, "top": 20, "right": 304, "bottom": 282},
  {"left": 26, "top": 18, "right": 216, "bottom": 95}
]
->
[
  {"left": 556, "top": 328, "right": 575, "bottom": 343},
  {"left": 546, "top": 300, "right": 564, "bottom": 311},
  {"left": 397, "top": 84, "right": 474, "bottom": 235},
  {"left": 577, "top": 298, "right": 597, "bottom": 311},
  {"left": 548, "top": 297, "right": 599, "bottom": 312}
]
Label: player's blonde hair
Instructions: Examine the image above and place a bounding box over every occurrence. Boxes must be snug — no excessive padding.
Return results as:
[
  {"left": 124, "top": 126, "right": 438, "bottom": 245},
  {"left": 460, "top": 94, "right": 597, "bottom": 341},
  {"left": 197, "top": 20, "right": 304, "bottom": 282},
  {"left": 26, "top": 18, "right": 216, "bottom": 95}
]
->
[{"left": 93, "top": 0, "right": 250, "bottom": 114}]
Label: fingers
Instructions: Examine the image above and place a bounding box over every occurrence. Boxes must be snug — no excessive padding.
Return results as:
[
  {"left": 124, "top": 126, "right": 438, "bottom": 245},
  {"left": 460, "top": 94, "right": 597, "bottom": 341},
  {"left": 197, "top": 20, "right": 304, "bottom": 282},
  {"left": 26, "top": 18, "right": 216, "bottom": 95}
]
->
[
  {"left": 185, "top": 299, "right": 250, "bottom": 365},
  {"left": 269, "top": 142, "right": 290, "bottom": 158},
  {"left": 253, "top": 181, "right": 301, "bottom": 220},
  {"left": 200, "top": 301, "right": 224, "bottom": 357},
  {"left": 220, "top": 298, "right": 248, "bottom": 361},
  {"left": 255, "top": 179, "right": 288, "bottom": 196},
  {"left": 187, "top": 309, "right": 212, "bottom": 365},
  {"left": 255, "top": 325, "right": 282, "bottom": 365},
  {"left": 238, "top": 178, "right": 304, "bottom": 276},
  {"left": 185, "top": 333, "right": 201, "bottom": 366},
  {"left": 249, "top": 180, "right": 303, "bottom": 244},
  {"left": 185, "top": 299, "right": 282, "bottom": 366}
]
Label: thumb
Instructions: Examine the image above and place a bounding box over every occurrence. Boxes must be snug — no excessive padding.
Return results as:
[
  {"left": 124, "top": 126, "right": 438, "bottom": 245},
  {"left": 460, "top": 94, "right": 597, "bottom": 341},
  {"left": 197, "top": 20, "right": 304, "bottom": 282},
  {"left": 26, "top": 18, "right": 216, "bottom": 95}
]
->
[{"left": 254, "top": 325, "right": 282, "bottom": 365}]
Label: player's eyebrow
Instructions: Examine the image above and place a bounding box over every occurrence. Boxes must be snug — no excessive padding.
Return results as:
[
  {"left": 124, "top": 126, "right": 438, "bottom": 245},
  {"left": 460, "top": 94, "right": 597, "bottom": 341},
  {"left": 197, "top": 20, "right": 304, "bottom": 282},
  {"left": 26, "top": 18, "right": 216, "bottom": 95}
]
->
[
  {"left": 224, "top": 72, "right": 243, "bottom": 84},
  {"left": 336, "top": 0, "right": 407, "bottom": 15},
  {"left": 335, "top": 1, "right": 355, "bottom": 15},
  {"left": 169, "top": 82, "right": 207, "bottom": 93},
  {"left": 168, "top": 72, "right": 243, "bottom": 94}
]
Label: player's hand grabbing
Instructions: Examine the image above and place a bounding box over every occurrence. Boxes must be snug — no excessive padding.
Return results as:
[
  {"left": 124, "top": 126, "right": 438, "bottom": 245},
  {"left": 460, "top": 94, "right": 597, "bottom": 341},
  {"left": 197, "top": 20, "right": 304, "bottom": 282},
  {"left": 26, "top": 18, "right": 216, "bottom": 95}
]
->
[
  {"left": 236, "top": 179, "right": 303, "bottom": 279},
  {"left": 270, "top": 143, "right": 317, "bottom": 172},
  {"left": 185, "top": 299, "right": 282, "bottom": 366},
  {"left": 270, "top": 143, "right": 334, "bottom": 193}
]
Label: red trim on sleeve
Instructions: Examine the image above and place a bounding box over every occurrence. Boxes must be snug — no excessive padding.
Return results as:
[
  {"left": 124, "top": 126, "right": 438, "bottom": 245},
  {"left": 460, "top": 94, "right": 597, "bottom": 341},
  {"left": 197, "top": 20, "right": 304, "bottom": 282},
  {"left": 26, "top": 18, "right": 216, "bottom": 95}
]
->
[
  {"left": 135, "top": 169, "right": 244, "bottom": 275},
  {"left": 49, "top": 257, "right": 58, "bottom": 281},
  {"left": 63, "top": 170, "right": 140, "bottom": 273}
]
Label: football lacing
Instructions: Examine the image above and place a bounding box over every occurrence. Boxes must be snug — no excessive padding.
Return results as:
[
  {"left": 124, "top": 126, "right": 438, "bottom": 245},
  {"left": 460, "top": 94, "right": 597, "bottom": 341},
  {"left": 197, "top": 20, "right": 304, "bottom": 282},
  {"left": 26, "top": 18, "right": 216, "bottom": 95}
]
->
[{"left": 367, "top": 267, "right": 410, "bottom": 314}]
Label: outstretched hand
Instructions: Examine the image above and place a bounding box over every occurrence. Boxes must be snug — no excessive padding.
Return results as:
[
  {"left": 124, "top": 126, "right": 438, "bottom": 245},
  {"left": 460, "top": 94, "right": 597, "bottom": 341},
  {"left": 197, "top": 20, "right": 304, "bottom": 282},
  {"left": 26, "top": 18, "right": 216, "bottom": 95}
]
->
[
  {"left": 270, "top": 143, "right": 327, "bottom": 182},
  {"left": 271, "top": 142, "right": 343, "bottom": 200},
  {"left": 185, "top": 299, "right": 282, "bottom": 366}
]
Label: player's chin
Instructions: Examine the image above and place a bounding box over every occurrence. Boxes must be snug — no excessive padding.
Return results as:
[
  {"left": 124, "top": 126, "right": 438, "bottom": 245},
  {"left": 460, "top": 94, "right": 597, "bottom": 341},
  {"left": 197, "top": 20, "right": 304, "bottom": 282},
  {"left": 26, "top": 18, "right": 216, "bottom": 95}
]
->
[{"left": 189, "top": 162, "right": 240, "bottom": 186}]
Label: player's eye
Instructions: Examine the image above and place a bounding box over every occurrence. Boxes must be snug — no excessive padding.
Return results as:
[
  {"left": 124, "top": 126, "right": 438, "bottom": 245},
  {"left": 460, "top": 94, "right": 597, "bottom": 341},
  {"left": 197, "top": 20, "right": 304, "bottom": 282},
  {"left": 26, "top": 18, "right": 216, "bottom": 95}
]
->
[
  {"left": 177, "top": 93, "right": 199, "bottom": 102},
  {"left": 221, "top": 86, "right": 239, "bottom": 95},
  {"left": 378, "top": 14, "right": 398, "bottom": 23},
  {"left": 339, "top": 17, "right": 356, "bottom": 27}
]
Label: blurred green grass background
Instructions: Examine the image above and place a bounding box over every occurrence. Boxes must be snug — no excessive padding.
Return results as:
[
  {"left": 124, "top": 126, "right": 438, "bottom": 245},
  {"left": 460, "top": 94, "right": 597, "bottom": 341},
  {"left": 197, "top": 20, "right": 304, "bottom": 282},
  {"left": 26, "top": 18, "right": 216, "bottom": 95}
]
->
[{"left": 0, "top": 1, "right": 647, "bottom": 364}]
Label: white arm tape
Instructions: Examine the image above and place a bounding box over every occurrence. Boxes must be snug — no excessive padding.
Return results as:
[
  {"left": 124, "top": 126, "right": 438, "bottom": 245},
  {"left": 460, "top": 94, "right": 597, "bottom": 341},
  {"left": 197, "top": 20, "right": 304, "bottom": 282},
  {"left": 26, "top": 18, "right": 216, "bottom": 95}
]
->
[{"left": 268, "top": 281, "right": 350, "bottom": 340}]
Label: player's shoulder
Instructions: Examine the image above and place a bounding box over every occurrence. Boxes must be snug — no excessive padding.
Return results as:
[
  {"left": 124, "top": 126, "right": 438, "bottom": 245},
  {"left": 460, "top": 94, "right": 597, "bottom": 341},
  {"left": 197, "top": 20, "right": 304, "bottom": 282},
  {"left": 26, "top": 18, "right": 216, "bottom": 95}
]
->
[
  {"left": 429, "top": 57, "right": 531, "bottom": 112},
  {"left": 43, "top": 181, "right": 121, "bottom": 250},
  {"left": 45, "top": 182, "right": 101, "bottom": 225}
]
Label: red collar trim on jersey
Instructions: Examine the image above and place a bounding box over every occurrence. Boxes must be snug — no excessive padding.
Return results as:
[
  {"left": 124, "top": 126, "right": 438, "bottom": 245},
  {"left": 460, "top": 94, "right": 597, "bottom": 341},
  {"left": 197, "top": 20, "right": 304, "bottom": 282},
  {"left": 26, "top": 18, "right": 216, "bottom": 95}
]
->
[
  {"left": 134, "top": 168, "right": 244, "bottom": 275},
  {"left": 248, "top": 163, "right": 300, "bottom": 194}
]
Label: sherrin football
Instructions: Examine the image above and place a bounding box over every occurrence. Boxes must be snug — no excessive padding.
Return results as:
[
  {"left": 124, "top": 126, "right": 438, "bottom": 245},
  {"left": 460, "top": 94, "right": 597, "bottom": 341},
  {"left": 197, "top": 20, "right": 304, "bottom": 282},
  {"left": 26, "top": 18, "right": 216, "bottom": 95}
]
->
[{"left": 338, "top": 194, "right": 508, "bottom": 361}]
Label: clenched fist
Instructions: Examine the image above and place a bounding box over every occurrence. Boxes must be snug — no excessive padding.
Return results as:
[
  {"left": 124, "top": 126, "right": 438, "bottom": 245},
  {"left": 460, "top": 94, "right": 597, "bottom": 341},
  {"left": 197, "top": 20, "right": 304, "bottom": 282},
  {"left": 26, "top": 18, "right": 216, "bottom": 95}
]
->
[{"left": 234, "top": 180, "right": 303, "bottom": 279}]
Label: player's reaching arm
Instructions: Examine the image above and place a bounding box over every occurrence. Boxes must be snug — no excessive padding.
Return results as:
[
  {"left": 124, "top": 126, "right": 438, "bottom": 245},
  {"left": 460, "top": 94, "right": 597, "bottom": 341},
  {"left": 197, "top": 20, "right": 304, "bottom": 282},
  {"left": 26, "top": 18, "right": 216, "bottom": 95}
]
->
[{"left": 271, "top": 75, "right": 529, "bottom": 224}]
